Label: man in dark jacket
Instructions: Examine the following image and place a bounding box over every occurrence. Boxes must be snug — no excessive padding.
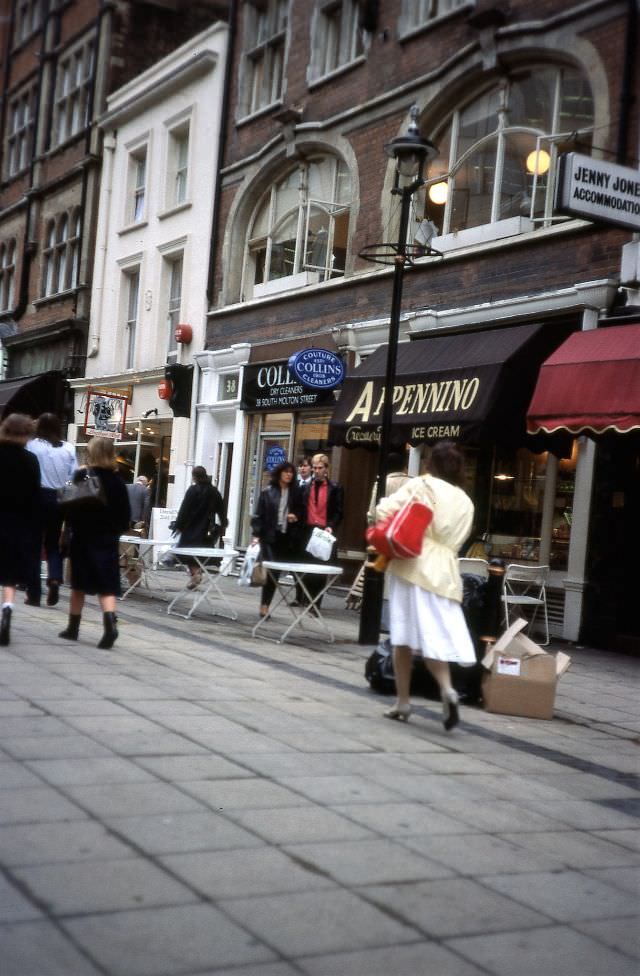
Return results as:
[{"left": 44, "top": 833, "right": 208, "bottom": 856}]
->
[{"left": 297, "top": 453, "right": 344, "bottom": 606}]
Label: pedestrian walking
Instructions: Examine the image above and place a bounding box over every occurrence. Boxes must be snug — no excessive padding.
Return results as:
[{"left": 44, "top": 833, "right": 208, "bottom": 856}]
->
[
  {"left": 376, "top": 441, "right": 476, "bottom": 731},
  {"left": 298, "top": 453, "right": 343, "bottom": 607},
  {"left": 251, "top": 460, "right": 304, "bottom": 617},
  {"left": 0, "top": 414, "right": 41, "bottom": 646},
  {"left": 127, "top": 475, "right": 151, "bottom": 533},
  {"left": 59, "top": 437, "right": 130, "bottom": 649},
  {"left": 170, "top": 466, "right": 225, "bottom": 589},
  {"left": 26, "top": 412, "right": 77, "bottom": 607}
]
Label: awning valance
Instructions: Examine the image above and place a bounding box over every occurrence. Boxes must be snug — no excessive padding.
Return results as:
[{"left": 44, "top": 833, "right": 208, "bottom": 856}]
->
[
  {"left": 329, "top": 322, "right": 567, "bottom": 448},
  {"left": 527, "top": 324, "right": 640, "bottom": 436},
  {"left": 0, "top": 371, "right": 67, "bottom": 420}
]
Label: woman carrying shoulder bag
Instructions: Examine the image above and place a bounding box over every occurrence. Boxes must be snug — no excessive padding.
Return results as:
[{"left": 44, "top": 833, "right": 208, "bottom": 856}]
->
[
  {"left": 376, "top": 441, "right": 476, "bottom": 731},
  {"left": 59, "top": 437, "right": 130, "bottom": 649},
  {"left": 251, "top": 461, "right": 304, "bottom": 618},
  {"left": 171, "top": 466, "right": 225, "bottom": 589}
]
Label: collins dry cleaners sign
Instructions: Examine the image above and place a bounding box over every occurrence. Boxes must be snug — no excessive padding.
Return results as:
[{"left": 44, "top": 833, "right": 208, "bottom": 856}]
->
[
  {"left": 241, "top": 355, "right": 342, "bottom": 412},
  {"left": 556, "top": 152, "right": 640, "bottom": 231},
  {"left": 288, "top": 348, "right": 345, "bottom": 390}
]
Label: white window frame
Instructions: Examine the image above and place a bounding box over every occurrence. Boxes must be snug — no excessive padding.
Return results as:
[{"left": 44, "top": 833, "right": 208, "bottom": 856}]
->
[
  {"left": 164, "top": 252, "right": 184, "bottom": 359},
  {"left": 124, "top": 268, "right": 140, "bottom": 370},
  {"left": 310, "top": 0, "right": 364, "bottom": 82},
  {"left": 423, "top": 66, "right": 595, "bottom": 246},
  {"left": 15, "top": 0, "right": 42, "bottom": 45},
  {"left": 0, "top": 240, "right": 16, "bottom": 312},
  {"left": 52, "top": 36, "right": 95, "bottom": 147},
  {"left": 41, "top": 209, "right": 80, "bottom": 297},
  {"left": 399, "top": 0, "right": 470, "bottom": 35},
  {"left": 6, "top": 85, "right": 35, "bottom": 177},
  {"left": 240, "top": 0, "right": 288, "bottom": 118},
  {"left": 164, "top": 118, "right": 191, "bottom": 211},
  {"left": 245, "top": 155, "right": 351, "bottom": 299},
  {"left": 125, "top": 142, "right": 149, "bottom": 226}
]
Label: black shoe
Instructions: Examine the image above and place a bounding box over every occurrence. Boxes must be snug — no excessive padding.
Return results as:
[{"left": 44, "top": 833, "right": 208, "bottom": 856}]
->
[
  {"left": 24, "top": 596, "right": 41, "bottom": 607},
  {"left": 59, "top": 614, "right": 81, "bottom": 641},
  {"left": 442, "top": 690, "right": 460, "bottom": 731},
  {"left": 0, "top": 607, "right": 11, "bottom": 646},
  {"left": 46, "top": 581, "right": 60, "bottom": 607},
  {"left": 97, "top": 612, "right": 118, "bottom": 650}
]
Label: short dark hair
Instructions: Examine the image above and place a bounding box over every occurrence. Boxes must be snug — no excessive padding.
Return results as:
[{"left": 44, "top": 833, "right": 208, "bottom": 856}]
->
[
  {"left": 0, "top": 413, "right": 34, "bottom": 443},
  {"left": 36, "top": 412, "right": 62, "bottom": 445},
  {"left": 387, "top": 451, "right": 406, "bottom": 472},
  {"left": 429, "top": 441, "right": 466, "bottom": 489},
  {"left": 270, "top": 461, "right": 296, "bottom": 485},
  {"left": 192, "top": 466, "right": 209, "bottom": 483},
  {"left": 298, "top": 456, "right": 312, "bottom": 466}
]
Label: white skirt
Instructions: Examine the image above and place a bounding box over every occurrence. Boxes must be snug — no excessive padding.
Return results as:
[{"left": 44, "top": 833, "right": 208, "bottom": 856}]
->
[{"left": 388, "top": 574, "right": 476, "bottom": 665}]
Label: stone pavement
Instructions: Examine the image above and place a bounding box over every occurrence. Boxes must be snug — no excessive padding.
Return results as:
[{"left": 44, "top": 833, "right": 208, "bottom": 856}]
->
[{"left": 0, "top": 570, "right": 638, "bottom": 976}]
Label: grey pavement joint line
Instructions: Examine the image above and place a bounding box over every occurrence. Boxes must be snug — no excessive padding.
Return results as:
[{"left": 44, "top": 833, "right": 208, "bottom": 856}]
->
[{"left": 112, "top": 605, "right": 640, "bottom": 793}]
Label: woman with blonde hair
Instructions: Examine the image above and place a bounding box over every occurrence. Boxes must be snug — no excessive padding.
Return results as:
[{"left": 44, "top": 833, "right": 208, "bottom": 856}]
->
[
  {"left": 59, "top": 436, "right": 130, "bottom": 649},
  {"left": 0, "top": 414, "right": 41, "bottom": 646}
]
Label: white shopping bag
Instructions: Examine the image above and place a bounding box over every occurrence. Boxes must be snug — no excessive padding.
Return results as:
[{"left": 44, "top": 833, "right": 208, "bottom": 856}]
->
[
  {"left": 305, "top": 527, "right": 334, "bottom": 561},
  {"left": 238, "top": 542, "right": 261, "bottom": 586}
]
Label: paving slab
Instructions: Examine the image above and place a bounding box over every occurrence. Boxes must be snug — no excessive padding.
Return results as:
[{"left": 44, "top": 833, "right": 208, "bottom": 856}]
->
[
  {"left": 448, "top": 924, "right": 637, "bottom": 976},
  {"left": 132, "top": 754, "right": 254, "bottom": 781},
  {"left": 63, "top": 782, "right": 206, "bottom": 818},
  {"left": 105, "top": 810, "right": 264, "bottom": 855},
  {"left": 25, "top": 756, "right": 157, "bottom": 787},
  {"left": 482, "top": 869, "right": 639, "bottom": 922},
  {"left": 0, "top": 871, "right": 43, "bottom": 921},
  {"left": 0, "top": 819, "right": 135, "bottom": 867},
  {"left": 298, "top": 941, "right": 488, "bottom": 976},
  {"left": 285, "top": 837, "right": 454, "bottom": 885},
  {"left": 574, "top": 917, "right": 640, "bottom": 960},
  {"left": 229, "top": 805, "right": 374, "bottom": 845},
  {"left": 0, "top": 786, "right": 89, "bottom": 825},
  {"left": 1, "top": 918, "right": 102, "bottom": 975},
  {"left": 63, "top": 903, "right": 275, "bottom": 975}
]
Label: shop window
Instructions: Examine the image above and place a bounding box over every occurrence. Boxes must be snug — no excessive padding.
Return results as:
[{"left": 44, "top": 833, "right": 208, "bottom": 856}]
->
[
  {"left": 6, "top": 85, "right": 36, "bottom": 177},
  {"left": 15, "top": 0, "right": 42, "bottom": 44},
  {"left": 240, "top": 0, "right": 287, "bottom": 117},
  {"left": 309, "top": 0, "right": 364, "bottom": 81},
  {"left": 420, "top": 66, "right": 595, "bottom": 243},
  {"left": 41, "top": 209, "right": 80, "bottom": 297},
  {"left": 246, "top": 155, "right": 352, "bottom": 298},
  {"left": 165, "top": 121, "right": 190, "bottom": 209},
  {"left": 124, "top": 268, "right": 140, "bottom": 370},
  {"left": 53, "top": 37, "right": 95, "bottom": 147},
  {"left": 0, "top": 239, "right": 16, "bottom": 312}
]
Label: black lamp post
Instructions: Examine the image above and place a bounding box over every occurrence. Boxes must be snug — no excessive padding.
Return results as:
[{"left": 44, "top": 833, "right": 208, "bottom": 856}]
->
[{"left": 358, "top": 106, "right": 439, "bottom": 645}]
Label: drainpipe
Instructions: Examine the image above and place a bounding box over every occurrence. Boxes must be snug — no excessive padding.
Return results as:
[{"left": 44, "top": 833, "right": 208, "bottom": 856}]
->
[
  {"left": 86, "top": 130, "right": 116, "bottom": 358},
  {"left": 616, "top": 0, "right": 637, "bottom": 165}
]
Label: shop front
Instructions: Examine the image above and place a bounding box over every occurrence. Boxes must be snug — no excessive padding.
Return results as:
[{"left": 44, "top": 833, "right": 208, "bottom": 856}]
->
[
  {"left": 527, "top": 321, "right": 640, "bottom": 651},
  {"left": 329, "top": 320, "right": 578, "bottom": 634},
  {"left": 237, "top": 354, "right": 343, "bottom": 547}
]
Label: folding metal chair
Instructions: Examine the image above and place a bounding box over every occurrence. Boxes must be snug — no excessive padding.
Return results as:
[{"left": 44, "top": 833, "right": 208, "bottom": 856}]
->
[{"left": 502, "top": 563, "right": 550, "bottom": 645}]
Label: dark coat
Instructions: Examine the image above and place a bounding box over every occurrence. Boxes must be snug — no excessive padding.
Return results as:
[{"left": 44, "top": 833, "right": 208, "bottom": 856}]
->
[
  {"left": 174, "top": 481, "right": 225, "bottom": 548},
  {"left": 251, "top": 481, "right": 305, "bottom": 545},
  {"left": 301, "top": 478, "right": 344, "bottom": 533},
  {"left": 0, "top": 442, "right": 41, "bottom": 586},
  {"left": 127, "top": 482, "right": 151, "bottom": 523},
  {"left": 66, "top": 467, "right": 130, "bottom": 595}
]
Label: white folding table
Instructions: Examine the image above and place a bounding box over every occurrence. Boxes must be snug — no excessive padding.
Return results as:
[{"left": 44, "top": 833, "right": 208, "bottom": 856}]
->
[
  {"left": 167, "top": 547, "right": 238, "bottom": 620},
  {"left": 251, "top": 560, "right": 342, "bottom": 644},
  {"left": 119, "top": 535, "right": 169, "bottom": 600}
]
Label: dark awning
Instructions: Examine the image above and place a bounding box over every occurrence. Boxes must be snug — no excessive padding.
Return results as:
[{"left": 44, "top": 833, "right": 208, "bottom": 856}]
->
[
  {"left": 329, "top": 322, "right": 569, "bottom": 448},
  {"left": 527, "top": 323, "right": 640, "bottom": 436},
  {"left": 0, "top": 371, "right": 67, "bottom": 420}
]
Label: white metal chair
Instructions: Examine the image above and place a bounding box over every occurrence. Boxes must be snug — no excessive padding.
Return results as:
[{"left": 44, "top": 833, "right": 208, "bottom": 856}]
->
[
  {"left": 502, "top": 563, "right": 550, "bottom": 645},
  {"left": 458, "top": 557, "right": 489, "bottom": 579}
]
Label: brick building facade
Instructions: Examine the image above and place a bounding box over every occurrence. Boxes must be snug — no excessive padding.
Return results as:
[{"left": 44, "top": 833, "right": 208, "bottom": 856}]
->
[{"left": 199, "top": 0, "right": 639, "bottom": 648}]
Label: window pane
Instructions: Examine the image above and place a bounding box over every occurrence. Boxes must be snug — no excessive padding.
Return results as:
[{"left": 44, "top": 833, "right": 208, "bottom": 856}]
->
[
  {"left": 269, "top": 213, "right": 297, "bottom": 278},
  {"left": 274, "top": 171, "right": 299, "bottom": 223},
  {"left": 559, "top": 67, "right": 594, "bottom": 134},
  {"left": 509, "top": 71, "right": 556, "bottom": 131},
  {"left": 449, "top": 143, "right": 496, "bottom": 232},
  {"left": 499, "top": 132, "right": 539, "bottom": 219}
]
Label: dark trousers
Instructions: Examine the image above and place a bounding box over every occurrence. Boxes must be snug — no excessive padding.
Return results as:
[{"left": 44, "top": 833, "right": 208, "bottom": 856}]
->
[
  {"left": 260, "top": 531, "right": 297, "bottom": 606},
  {"left": 27, "top": 488, "right": 64, "bottom": 600}
]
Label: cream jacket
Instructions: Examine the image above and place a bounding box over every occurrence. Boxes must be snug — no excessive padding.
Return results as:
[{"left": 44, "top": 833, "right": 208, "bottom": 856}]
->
[{"left": 376, "top": 474, "right": 474, "bottom": 603}]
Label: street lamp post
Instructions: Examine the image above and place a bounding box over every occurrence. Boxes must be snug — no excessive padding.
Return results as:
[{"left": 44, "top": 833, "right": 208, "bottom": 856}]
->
[{"left": 358, "top": 106, "right": 438, "bottom": 644}]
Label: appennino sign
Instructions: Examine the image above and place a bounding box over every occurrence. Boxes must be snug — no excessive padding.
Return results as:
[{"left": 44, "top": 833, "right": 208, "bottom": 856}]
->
[
  {"left": 557, "top": 152, "right": 640, "bottom": 232},
  {"left": 288, "top": 348, "right": 345, "bottom": 390}
]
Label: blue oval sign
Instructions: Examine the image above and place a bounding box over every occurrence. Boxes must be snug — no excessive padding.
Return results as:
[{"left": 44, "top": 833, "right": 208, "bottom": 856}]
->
[
  {"left": 288, "top": 348, "right": 345, "bottom": 390},
  {"left": 264, "top": 445, "right": 287, "bottom": 471}
]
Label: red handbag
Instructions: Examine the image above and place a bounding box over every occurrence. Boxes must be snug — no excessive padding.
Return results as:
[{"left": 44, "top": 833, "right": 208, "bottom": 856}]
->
[{"left": 366, "top": 497, "right": 433, "bottom": 560}]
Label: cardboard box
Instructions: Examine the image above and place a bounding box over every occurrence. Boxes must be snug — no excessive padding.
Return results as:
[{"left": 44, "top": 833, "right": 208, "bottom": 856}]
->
[{"left": 481, "top": 618, "right": 571, "bottom": 719}]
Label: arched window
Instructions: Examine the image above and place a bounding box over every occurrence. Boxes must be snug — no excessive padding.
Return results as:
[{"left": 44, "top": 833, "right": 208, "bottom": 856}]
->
[
  {"left": 422, "top": 65, "right": 595, "bottom": 238},
  {"left": 0, "top": 239, "right": 16, "bottom": 312},
  {"left": 245, "top": 155, "right": 352, "bottom": 298},
  {"left": 41, "top": 210, "right": 81, "bottom": 297}
]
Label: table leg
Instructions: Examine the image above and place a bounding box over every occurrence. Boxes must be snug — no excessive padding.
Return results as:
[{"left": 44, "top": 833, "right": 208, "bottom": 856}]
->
[{"left": 275, "top": 573, "right": 336, "bottom": 643}]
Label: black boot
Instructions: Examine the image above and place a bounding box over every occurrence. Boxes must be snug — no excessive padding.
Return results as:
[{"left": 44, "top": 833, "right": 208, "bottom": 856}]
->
[
  {"left": 46, "top": 580, "right": 60, "bottom": 607},
  {"left": 0, "top": 607, "right": 12, "bottom": 646},
  {"left": 59, "top": 614, "right": 81, "bottom": 640},
  {"left": 97, "top": 612, "right": 118, "bottom": 649}
]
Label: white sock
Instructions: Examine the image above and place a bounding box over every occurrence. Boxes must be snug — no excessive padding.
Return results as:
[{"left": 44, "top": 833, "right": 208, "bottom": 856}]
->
[{"left": 2, "top": 602, "right": 14, "bottom": 610}]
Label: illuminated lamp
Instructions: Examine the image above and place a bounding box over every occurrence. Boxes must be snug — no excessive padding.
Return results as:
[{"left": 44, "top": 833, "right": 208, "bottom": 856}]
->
[
  {"left": 428, "top": 181, "right": 449, "bottom": 205},
  {"left": 526, "top": 149, "right": 551, "bottom": 176},
  {"left": 157, "top": 378, "right": 172, "bottom": 400}
]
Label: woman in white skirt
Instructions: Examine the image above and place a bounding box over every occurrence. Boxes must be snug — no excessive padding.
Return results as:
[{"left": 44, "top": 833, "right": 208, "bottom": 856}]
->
[{"left": 375, "top": 442, "right": 475, "bottom": 731}]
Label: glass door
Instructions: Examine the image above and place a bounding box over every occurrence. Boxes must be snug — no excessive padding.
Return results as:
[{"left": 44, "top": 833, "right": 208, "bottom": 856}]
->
[{"left": 239, "top": 413, "right": 293, "bottom": 546}]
